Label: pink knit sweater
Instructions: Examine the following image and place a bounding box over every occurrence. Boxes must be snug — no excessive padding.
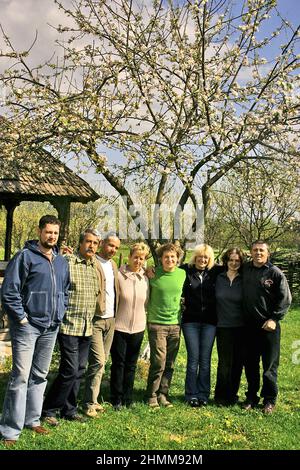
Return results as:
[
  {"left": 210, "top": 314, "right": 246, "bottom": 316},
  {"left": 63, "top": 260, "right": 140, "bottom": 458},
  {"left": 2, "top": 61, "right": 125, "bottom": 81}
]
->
[{"left": 115, "top": 265, "right": 149, "bottom": 334}]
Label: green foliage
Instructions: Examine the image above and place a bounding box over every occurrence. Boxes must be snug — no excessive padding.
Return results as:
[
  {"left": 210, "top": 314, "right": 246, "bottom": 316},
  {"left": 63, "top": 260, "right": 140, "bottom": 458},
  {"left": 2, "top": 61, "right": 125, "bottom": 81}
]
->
[
  {"left": 0, "top": 202, "right": 56, "bottom": 255},
  {"left": 0, "top": 309, "right": 299, "bottom": 450}
]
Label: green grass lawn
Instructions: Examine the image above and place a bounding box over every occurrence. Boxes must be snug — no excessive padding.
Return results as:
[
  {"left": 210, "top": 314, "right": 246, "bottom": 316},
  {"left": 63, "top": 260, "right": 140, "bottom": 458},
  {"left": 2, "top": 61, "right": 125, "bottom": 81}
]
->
[{"left": 0, "top": 308, "right": 299, "bottom": 450}]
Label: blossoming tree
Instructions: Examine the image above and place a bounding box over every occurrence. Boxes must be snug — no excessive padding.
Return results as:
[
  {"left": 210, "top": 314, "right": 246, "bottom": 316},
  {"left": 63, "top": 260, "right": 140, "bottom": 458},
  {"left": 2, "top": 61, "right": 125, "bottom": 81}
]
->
[{"left": 1, "top": 0, "right": 299, "bottom": 255}]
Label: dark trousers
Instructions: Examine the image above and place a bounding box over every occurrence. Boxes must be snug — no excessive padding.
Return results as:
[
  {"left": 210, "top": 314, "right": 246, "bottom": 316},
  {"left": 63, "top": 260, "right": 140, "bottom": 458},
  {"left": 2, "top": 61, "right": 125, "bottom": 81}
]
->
[
  {"left": 244, "top": 324, "right": 281, "bottom": 405},
  {"left": 110, "top": 330, "right": 144, "bottom": 405},
  {"left": 43, "top": 333, "right": 91, "bottom": 418},
  {"left": 214, "top": 327, "right": 246, "bottom": 404}
]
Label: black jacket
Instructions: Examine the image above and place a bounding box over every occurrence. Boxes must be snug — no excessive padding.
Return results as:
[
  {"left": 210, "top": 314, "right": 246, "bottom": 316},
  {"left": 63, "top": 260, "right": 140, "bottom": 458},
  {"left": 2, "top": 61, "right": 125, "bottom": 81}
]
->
[
  {"left": 181, "top": 264, "right": 223, "bottom": 325},
  {"left": 242, "top": 261, "right": 292, "bottom": 327}
]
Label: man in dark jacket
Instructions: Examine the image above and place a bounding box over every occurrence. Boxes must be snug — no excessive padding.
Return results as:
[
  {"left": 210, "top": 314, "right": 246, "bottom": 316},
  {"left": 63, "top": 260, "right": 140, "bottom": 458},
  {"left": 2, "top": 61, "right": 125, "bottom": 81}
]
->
[
  {"left": 0, "top": 215, "right": 70, "bottom": 445},
  {"left": 242, "top": 240, "right": 291, "bottom": 414}
]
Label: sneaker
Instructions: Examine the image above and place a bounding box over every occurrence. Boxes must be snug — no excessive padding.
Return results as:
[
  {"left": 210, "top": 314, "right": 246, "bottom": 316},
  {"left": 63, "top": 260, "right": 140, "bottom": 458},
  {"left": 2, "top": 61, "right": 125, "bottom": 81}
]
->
[
  {"left": 158, "top": 394, "right": 173, "bottom": 408},
  {"left": 84, "top": 407, "right": 98, "bottom": 418},
  {"left": 148, "top": 398, "right": 160, "bottom": 408},
  {"left": 188, "top": 398, "right": 200, "bottom": 407},
  {"left": 63, "top": 414, "right": 86, "bottom": 422},
  {"left": 198, "top": 399, "right": 208, "bottom": 407},
  {"left": 42, "top": 416, "right": 60, "bottom": 427},
  {"left": 263, "top": 403, "right": 275, "bottom": 414},
  {"left": 94, "top": 403, "right": 105, "bottom": 413}
]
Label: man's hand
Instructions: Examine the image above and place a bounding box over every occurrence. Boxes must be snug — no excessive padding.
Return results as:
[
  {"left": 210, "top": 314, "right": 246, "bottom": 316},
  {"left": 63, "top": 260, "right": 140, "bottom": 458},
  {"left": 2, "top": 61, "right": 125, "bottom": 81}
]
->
[
  {"left": 262, "top": 319, "right": 277, "bottom": 331},
  {"left": 19, "top": 317, "right": 29, "bottom": 325},
  {"left": 145, "top": 266, "right": 156, "bottom": 279},
  {"left": 61, "top": 245, "right": 73, "bottom": 255}
]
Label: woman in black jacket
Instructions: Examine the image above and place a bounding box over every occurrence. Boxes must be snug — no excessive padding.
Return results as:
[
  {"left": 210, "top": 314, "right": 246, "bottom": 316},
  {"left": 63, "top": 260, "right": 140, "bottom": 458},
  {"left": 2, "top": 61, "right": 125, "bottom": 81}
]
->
[{"left": 181, "top": 244, "right": 223, "bottom": 407}]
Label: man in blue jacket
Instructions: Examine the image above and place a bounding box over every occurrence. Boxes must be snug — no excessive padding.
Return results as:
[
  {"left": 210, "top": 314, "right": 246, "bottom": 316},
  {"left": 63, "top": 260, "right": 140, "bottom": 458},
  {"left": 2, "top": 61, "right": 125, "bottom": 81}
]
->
[{"left": 0, "top": 214, "right": 70, "bottom": 446}]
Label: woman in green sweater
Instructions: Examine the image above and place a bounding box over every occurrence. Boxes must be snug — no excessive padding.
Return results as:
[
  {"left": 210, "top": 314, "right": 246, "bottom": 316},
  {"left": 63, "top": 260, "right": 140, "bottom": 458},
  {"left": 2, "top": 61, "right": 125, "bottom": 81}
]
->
[{"left": 146, "top": 243, "right": 186, "bottom": 408}]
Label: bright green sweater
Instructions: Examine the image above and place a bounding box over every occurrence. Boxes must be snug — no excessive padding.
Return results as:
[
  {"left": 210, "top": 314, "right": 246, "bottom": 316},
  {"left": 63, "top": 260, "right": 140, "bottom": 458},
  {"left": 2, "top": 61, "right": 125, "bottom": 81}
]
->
[{"left": 147, "top": 266, "right": 186, "bottom": 324}]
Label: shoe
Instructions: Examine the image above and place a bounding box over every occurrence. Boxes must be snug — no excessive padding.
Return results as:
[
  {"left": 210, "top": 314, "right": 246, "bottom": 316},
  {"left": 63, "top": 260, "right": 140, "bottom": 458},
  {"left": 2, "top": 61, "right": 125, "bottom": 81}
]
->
[
  {"left": 215, "top": 398, "right": 238, "bottom": 406},
  {"left": 2, "top": 439, "right": 17, "bottom": 447},
  {"left": 124, "top": 400, "right": 133, "bottom": 408},
  {"left": 158, "top": 394, "right": 173, "bottom": 408},
  {"left": 42, "top": 416, "right": 60, "bottom": 427},
  {"left": 188, "top": 398, "right": 200, "bottom": 407},
  {"left": 242, "top": 401, "right": 255, "bottom": 411},
  {"left": 113, "top": 403, "right": 123, "bottom": 411},
  {"left": 198, "top": 400, "right": 208, "bottom": 407},
  {"left": 148, "top": 398, "right": 160, "bottom": 408},
  {"left": 29, "top": 425, "right": 50, "bottom": 434},
  {"left": 94, "top": 403, "right": 105, "bottom": 413},
  {"left": 263, "top": 403, "right": 275, "bottom": 414},
  {"left": 84, "top": 407, "right": 98, "bottom": 418},
  {"left": 63, "top": 414, "right": 86, "bottom": 422}
]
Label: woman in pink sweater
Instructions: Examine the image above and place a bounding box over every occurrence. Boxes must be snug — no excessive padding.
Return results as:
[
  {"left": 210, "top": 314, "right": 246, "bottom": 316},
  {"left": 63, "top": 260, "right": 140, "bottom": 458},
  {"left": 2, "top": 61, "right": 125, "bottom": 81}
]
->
[{"left": 110, "top": 242, "right": 150, "bottom": 409}]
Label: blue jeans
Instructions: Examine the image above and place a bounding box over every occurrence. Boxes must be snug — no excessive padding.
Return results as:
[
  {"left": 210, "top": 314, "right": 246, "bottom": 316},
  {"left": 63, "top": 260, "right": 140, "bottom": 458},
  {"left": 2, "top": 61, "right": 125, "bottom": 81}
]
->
[
  {"left": 0, "top": 321, "right": 58, "bottom": 440},
  {"left": 182, "top": 322, "right": 216, "bottom": 401}
]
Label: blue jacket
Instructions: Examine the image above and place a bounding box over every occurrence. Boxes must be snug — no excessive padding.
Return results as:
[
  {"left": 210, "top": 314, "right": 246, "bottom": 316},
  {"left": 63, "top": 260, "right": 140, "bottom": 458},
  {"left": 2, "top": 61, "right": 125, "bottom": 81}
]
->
[{"left": 1, "top": 240, "right": 70, "bottom": 328}]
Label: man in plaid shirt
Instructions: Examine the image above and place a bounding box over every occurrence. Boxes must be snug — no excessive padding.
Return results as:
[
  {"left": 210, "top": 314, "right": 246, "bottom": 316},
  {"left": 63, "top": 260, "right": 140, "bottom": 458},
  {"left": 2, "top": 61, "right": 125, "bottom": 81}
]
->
[{"left": 42, "top": 228, "right": 101, "bottom": 425}]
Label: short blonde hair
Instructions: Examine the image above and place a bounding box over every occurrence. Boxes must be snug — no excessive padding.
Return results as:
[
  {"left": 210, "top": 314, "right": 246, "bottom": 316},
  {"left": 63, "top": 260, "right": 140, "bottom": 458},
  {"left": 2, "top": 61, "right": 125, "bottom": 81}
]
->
[
  {"left": 129, "top": 242, "right": 150, "bottom": 258},
  {"left": 188, "top": 244, "right": 215, "bottom": 270}
]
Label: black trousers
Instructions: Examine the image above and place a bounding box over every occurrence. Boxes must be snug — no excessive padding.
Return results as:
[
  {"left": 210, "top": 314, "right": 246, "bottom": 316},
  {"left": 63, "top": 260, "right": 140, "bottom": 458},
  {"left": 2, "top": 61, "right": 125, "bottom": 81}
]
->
[
  {"left": 244, "top": 324, "right": 281, "bottom": 405},
  {"left": 214, "top": 327, "right": 246, "bottom": 405},
  {"left": 43, "top": 333, "right": 91, "bottom": 418},
  {"left": 110, "top": 330, "right": 144, "bottom": 405}
]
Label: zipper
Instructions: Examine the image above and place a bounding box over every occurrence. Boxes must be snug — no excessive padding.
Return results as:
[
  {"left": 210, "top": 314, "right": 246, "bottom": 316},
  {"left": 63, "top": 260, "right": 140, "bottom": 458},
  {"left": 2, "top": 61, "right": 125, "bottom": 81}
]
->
[
  {"left": 49, "top": 258, "right": 57, "bottom": 327},
  {"left": 198, "top": 271, "right": 204, "bottom": 313}
]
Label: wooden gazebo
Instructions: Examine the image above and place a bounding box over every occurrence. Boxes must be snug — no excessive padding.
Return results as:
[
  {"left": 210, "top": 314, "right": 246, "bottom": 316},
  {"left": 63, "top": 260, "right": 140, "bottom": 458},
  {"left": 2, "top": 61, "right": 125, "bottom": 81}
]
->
[{"left": 0, "top": 151, "right": 99, "bottom": 260}]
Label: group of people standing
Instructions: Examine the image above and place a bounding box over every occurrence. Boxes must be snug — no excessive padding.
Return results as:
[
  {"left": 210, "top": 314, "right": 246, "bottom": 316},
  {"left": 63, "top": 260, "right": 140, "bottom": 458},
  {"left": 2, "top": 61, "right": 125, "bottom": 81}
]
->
[{"left": 0, "top": 214, "right": 292, "bottom": 446}]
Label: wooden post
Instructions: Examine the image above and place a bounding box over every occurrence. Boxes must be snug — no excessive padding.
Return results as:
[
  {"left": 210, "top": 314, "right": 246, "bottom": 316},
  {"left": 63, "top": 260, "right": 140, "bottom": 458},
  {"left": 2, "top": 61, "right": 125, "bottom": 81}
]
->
[
  {"left": 51, "top": 198, "right": 71, "bottom": 247},
  {"left": 4, "top": 201, "right": 19, "bottom": 261}
]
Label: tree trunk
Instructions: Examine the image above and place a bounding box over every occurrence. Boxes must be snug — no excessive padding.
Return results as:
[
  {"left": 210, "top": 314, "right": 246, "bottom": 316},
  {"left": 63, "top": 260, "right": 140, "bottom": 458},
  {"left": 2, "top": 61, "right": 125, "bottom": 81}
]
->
[{"left": 202, "top": 185, "right": 210, "bottom": 240}]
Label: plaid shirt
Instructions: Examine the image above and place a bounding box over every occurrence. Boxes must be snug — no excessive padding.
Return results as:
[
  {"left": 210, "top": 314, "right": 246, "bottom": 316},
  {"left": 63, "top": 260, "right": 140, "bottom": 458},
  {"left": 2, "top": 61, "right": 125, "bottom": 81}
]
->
[{"left": 60, "top": 252, "right": 100, "bottom": 336}]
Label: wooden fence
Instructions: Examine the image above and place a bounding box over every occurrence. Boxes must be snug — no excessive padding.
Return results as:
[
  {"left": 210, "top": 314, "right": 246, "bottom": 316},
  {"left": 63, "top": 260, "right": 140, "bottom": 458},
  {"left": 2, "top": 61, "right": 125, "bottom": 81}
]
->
[{"left": 274, "top": 260, "right": 300, "bottom": 304}]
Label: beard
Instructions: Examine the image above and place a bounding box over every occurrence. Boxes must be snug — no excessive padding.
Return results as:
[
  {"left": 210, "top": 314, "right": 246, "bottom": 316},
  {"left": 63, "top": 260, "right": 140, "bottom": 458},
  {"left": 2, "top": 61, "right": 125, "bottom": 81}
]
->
[{"left": 40, "top": 239, "right": 56, "bottom": 249}]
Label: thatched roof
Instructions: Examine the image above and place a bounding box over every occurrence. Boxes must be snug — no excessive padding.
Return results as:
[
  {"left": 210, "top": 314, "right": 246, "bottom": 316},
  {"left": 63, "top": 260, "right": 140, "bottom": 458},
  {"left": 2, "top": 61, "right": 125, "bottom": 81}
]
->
[{"left": 0, "top": 151, "right": 99, "bottom": 203}]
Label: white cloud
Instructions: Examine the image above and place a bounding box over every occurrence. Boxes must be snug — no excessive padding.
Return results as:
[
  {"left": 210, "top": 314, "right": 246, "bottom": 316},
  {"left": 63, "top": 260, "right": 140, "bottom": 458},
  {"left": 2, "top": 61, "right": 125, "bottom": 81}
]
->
[{"left": 0, "top": 0, "right": 73, "bottom": 69}]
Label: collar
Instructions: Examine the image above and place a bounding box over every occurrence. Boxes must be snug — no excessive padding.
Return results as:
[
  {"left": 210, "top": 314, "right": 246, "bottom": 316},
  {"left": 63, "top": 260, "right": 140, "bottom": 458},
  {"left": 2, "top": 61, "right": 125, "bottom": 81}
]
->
[
  {"left": 119, "top": 264, "right": 144, "bottom": 279},
  {"left": 250, "top": 260, "right": 272, "bottom": 269},
  {"left": 74, "top": 251, "right": 96, "bottom": 266}
]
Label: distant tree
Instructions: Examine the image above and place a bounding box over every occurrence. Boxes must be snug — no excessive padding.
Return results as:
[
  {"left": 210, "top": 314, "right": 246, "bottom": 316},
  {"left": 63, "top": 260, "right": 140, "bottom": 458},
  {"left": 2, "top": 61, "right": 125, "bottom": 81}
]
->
[{"left": 210, "top": 157, "right": 300, "bottom": 250}]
